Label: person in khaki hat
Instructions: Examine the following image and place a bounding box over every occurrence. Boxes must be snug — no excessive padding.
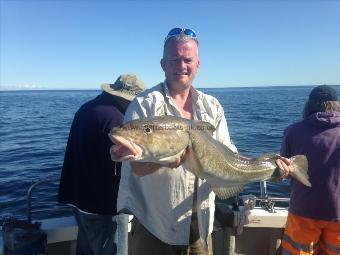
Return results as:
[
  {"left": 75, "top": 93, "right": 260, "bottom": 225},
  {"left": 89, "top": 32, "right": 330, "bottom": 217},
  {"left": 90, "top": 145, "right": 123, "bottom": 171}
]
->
[
  {"left": 101, "top": 74, "right": 145, "bottom": 101},
  {"left": 58, "top": 74, "right": 145, "bottom": 255}
]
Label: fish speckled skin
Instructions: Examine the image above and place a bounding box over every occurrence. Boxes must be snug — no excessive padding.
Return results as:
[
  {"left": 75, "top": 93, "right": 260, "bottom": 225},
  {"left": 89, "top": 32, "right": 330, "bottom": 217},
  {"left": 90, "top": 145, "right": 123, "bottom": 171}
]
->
[{"left": 109, "top": 116, "right": 311, "bottom": 199}]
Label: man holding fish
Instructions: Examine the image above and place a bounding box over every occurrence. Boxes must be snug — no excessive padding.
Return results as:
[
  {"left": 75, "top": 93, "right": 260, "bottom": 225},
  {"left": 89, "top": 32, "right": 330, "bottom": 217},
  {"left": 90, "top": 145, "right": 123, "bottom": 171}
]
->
[{"left": 110, "top": 28, "right": 294, "bottom": 255}]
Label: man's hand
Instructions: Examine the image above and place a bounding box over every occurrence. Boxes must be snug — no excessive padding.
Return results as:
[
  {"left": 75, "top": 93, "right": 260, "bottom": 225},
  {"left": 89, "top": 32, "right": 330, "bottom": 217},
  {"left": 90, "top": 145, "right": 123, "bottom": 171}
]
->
[
  {"left": 131, "top": 162, "right": 164, "bottom": 176},
  {"left": 275, "top": 156, "right": 292, "bottom": 180}
]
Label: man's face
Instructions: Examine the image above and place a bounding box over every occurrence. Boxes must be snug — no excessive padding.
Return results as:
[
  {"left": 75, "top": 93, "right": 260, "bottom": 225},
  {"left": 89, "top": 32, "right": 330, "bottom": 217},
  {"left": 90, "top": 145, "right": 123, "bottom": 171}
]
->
[{"left": 161, "top": 39, "right": 200, "bottom": 91}]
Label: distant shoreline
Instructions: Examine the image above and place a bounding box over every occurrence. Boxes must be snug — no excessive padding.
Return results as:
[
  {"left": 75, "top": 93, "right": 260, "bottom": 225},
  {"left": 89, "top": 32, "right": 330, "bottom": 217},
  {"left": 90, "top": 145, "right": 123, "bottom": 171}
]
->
[{"left": 1, "top": 84, "right": 339, "bottom": 92}]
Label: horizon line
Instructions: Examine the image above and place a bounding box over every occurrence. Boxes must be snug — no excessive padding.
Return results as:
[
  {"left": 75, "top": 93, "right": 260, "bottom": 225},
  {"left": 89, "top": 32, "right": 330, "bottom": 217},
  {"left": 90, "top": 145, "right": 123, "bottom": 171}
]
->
[{"left": 1, "top": 84, "right": 339, "bottom": 92}]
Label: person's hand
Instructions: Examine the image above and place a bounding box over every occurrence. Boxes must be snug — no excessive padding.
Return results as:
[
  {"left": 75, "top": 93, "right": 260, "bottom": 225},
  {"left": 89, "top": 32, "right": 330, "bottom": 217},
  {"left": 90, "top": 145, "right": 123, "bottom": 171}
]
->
[
  {"left": 131, "top": 162, "right": 163, "bottom": 176},
  {"left": 275, "top": 156, "right": 292, "bottom": 180}
]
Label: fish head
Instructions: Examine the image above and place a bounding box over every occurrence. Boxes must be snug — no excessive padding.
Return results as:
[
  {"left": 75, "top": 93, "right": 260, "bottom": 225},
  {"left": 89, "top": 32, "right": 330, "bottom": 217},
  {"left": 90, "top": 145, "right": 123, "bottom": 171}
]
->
[{"left": 109, "top": 116, "right": 191, "bottom": 163}]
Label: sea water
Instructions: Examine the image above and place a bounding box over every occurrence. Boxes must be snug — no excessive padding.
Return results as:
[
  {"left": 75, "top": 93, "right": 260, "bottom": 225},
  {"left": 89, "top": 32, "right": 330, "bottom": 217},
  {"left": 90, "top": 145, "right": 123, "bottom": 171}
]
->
[{"left": 1, "top": 86, "right": 339, "bottom": 222}]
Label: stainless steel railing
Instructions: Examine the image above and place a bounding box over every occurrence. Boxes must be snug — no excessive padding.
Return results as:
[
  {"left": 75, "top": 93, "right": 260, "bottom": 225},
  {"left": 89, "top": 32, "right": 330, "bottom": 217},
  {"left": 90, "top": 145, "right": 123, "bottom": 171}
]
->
[
  {"left": 25, "top": 179, "right": 288, "bottom": 223},
  {"left": 26, "top": 177, "right": 73, "bottom": 223}
]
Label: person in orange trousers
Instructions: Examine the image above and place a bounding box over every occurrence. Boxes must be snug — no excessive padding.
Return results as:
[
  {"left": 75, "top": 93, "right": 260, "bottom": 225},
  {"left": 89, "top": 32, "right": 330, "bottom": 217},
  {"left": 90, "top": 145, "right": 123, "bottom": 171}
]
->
[{"left": 280, "top": 85, "right": 340, "bottom": 255}]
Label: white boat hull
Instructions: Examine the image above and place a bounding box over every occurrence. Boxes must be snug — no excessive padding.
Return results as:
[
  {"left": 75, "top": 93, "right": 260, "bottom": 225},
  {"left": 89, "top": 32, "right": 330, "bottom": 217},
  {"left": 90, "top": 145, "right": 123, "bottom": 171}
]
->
[{"left": 1, "top": 207, "right": 287, "bottom": 255}]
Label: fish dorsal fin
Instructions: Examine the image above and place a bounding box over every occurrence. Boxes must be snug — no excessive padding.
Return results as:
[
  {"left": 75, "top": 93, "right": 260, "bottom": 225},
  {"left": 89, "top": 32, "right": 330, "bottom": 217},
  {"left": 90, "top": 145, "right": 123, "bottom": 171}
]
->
[
  {"left": 190, "top": 120, "right": 215, "bottom": 135},
  {"left": 212, "top": 186, "right": 244, "bottom": 199}
]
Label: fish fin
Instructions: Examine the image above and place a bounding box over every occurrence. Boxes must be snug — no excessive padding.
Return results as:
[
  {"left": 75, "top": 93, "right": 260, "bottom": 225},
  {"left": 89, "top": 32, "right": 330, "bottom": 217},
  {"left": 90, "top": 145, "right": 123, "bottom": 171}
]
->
[
  {"left": 290, "top": 155, "right": 311, "bottom": 187},
  {"left": 183, "top": 147, "right": 204, "bottom": 177},
  {"left": 212, "top": 186, "right": 244, "bottom": 199}
]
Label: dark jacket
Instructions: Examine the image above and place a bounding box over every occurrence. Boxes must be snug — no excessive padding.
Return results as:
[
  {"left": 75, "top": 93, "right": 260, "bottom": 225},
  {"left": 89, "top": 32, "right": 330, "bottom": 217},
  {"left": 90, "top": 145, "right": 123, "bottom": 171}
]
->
[
  {"left": 281, "top": 112, "right": 340, "bottom": 222},
  {"left": 58, "top": 92, "right": 125, "bottom": 215}
]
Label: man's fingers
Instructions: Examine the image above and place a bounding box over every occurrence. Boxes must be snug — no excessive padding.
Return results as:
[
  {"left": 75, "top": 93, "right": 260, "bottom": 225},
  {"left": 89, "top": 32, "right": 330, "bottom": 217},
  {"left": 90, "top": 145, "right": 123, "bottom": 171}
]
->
[{"left": 280, "top": 157, "right": 291, "bottom": 166}]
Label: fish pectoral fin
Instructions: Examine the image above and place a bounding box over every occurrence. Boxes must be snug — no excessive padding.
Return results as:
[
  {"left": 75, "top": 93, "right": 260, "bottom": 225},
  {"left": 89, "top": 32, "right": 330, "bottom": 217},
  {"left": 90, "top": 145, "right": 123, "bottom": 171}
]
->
[
  {"left": 183, "top": 146, "right": 204, "bottom": 177},
  {"left": 212, "top": 186, "right": 244, "bottom": 199}
]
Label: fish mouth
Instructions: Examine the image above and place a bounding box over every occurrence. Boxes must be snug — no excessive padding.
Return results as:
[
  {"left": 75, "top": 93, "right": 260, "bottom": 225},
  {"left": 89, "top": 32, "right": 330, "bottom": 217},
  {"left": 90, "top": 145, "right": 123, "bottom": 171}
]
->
[{"left": 109, "top": 135, "right": 142, "bottom": 161}]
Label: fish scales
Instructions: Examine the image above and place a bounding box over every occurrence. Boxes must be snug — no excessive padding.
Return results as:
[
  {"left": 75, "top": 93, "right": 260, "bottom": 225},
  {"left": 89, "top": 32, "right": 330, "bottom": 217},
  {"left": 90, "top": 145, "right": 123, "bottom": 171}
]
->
[{"left": 109, "top": 116, "right": 311, "bottom": 199}]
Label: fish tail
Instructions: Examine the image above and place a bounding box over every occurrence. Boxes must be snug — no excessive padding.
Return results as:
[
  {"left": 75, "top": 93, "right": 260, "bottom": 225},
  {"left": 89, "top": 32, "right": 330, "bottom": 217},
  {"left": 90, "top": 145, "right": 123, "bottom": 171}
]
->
[{"left": 290, "top": 155, "right": 312, "bottom": 187}]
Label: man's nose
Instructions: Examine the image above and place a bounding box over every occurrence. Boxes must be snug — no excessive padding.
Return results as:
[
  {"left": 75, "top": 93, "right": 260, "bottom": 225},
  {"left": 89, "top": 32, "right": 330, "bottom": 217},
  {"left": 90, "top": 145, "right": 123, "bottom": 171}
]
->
[{"left": 176, "top": 59, "right": 186, "bottom": 68}]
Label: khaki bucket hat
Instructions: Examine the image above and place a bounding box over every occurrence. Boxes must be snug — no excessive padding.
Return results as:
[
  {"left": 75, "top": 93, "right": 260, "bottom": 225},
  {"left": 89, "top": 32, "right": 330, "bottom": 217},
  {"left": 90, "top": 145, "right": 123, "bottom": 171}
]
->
[{"left": 101, "top": 74, "right": 146, "bottom": 101}]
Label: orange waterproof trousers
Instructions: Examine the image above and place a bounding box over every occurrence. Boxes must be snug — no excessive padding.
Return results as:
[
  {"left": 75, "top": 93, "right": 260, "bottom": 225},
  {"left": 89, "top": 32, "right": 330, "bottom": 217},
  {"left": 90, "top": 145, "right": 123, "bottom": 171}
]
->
[{"left": 280, "top": 212, "right": 340, "bottom": 255}]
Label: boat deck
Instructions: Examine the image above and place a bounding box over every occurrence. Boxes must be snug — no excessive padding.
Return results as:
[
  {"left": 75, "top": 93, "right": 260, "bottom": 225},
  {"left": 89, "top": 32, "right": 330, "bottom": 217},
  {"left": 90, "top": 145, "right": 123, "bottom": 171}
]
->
[{"left": 1, "top": 207, "right": 287, "bottom": 255}]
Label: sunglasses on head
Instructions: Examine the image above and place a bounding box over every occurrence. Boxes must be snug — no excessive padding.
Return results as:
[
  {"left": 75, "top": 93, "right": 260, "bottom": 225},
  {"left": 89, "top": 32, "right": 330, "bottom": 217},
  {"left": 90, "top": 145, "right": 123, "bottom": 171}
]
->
[{"left": 164, "top": 28, "right": 198, "bottom": 44}]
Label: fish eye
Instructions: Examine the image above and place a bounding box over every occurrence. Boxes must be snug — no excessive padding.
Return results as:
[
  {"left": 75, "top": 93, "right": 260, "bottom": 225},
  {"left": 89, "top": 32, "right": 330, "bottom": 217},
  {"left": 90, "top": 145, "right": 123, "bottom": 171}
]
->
[{"left": 144, "top": 126, "right": 153, "bottom": 134}]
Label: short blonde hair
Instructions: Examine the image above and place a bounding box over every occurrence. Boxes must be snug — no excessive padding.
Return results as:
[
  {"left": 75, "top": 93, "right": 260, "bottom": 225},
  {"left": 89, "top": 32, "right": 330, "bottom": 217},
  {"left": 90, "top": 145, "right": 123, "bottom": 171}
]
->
[{"left": 163, "top": 35, "right": 199, "bottom": 58}]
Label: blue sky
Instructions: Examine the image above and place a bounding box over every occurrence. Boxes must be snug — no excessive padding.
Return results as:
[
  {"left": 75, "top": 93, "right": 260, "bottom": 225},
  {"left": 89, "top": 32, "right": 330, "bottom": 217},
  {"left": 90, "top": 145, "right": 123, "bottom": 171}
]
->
[{"left": 1, "top": 0, "right": 339, "bottom": 90}]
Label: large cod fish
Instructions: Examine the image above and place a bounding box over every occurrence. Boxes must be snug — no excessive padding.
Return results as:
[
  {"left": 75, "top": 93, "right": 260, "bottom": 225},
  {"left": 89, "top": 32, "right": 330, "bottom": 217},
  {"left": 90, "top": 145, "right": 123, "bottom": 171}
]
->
[{"left": 109, "top": 116, "right": 311, "bottom": 199}]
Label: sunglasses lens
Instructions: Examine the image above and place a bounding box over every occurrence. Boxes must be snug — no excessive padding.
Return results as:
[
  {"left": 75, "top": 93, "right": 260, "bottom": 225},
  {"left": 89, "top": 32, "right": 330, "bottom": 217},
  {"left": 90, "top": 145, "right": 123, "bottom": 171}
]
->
[
  {"left": 164, "top": 28, "right": 198, "bottom": 44},
  {"left": 183, "top": 29, "right": 197, "bottom": 38},
  {"left": 167, "top": 28, "right": 183, "bottom": 36}
]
